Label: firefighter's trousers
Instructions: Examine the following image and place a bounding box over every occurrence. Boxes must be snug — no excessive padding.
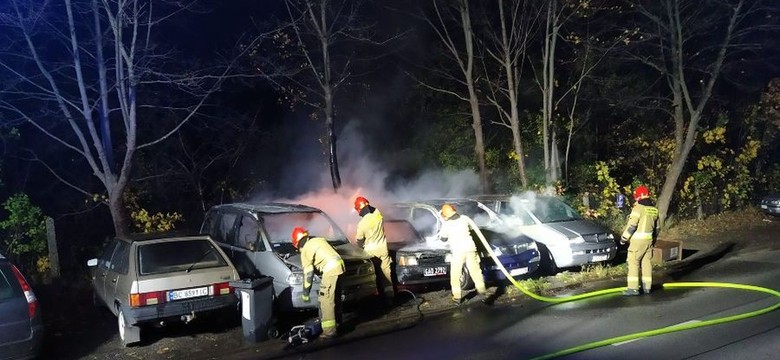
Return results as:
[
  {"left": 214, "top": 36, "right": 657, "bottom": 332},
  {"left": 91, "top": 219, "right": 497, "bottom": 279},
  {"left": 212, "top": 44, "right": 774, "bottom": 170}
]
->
[
  {"left": 450, "top": 251, "right": 487, "bottom": 301},
  {"left": 626, "top": 237, "right": 653, "bottom": 291},
  {"left": 365, "top": 248, "right": 394, "bottom": 297},
  {"left": 318, "top": 271, "right": 342, "bottom": 336}
]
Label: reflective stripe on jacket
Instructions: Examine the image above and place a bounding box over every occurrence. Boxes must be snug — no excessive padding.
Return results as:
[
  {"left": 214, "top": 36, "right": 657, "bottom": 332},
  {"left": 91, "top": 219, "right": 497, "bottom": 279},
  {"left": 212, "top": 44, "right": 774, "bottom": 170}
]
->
[
  {"left": 300, "top": 237, "right": 345, "bottom": 292},
  {"left": 621, "top": 203, "right": 659, "bottom": 241}
]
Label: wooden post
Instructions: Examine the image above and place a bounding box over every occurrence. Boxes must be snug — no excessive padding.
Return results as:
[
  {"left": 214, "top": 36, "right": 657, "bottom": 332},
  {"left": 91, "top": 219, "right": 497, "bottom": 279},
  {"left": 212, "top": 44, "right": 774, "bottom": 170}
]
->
[{"left": 45, "top": 217, "right": 60, "bottom": 280}]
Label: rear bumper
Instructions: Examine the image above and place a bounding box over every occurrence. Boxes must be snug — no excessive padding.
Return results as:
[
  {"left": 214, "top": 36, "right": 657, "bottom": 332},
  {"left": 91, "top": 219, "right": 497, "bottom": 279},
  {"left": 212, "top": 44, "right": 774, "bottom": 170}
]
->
[
  {"left": 123, "top": 293, "right": 238, "bottom": 325},
  {"left": 0, "top": 324, "right": 43, "bottom": 360}
]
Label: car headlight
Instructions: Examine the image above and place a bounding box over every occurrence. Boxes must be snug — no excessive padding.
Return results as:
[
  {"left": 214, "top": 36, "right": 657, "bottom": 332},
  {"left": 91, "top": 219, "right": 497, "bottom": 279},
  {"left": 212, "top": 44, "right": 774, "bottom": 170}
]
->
[
  {"left": 607, "top": 233, "right": 615, "bottom": 240},
  {"left": 398, "top": 255, "right": 419, "bottom": 266},
  {"left": 569, "top": 236, "right": 585, "bottom": 244},
  {"left": 492, "top": 246, "right": 503, "bottom": 256},
  {"left": 528, "top": 241, "right": 538, "bottom": 250},
  {"left": 772, "top": 200, "right": 780, "bottom": 205},
  {"left": 444, "top": 253, "right": 452, "bottom": 263}
]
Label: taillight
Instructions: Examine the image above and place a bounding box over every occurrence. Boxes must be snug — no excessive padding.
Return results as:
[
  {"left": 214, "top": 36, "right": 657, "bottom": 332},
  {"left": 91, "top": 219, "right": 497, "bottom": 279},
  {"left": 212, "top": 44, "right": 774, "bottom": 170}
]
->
[
  {"left": 213, "top": 282, "right": 233, "bottom": 296},
  {"left": 10, "top": 265, "right": 38, "bottom": 318},
  {"left": 129, "top": 291, "right": 167, "bottom": 307}
]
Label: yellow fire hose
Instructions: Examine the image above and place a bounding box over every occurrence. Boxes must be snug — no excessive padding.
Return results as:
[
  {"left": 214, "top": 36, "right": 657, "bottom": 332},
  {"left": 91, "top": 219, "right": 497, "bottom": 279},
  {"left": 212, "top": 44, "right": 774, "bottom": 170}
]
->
[{"left": 472, "top": 230, "right": 780, "bottom": 360}]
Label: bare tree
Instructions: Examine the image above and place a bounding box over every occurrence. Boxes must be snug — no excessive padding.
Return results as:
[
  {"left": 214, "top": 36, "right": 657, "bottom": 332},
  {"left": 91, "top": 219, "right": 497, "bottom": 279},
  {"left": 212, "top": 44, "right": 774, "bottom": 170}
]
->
[
  {"left": 256, "top": 0, "right": 384, "bottom": 191},
  {"left": 482, "top": 0, "right": 541, "bottom": 189},
  {"left": 621, "top": 0, "right": 771, "bottom": 225},
  {"left": 0, "top": 0, "right": 243, "bottom": 236},
  {"left": 416, "top": 0, "right": 490, "bottom": 193}
]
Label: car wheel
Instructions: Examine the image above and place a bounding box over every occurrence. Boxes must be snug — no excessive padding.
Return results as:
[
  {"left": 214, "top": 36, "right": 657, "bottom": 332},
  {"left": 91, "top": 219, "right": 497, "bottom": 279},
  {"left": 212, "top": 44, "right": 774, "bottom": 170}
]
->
[
  {"left": 117, "top": 308, "right": 141, "bottom": 347},
  {"left": 538, "top": 244, "right": 559, "bottom": 275},
  {"left": 460, "top": 265, "right": 475, "bottom": 291}
]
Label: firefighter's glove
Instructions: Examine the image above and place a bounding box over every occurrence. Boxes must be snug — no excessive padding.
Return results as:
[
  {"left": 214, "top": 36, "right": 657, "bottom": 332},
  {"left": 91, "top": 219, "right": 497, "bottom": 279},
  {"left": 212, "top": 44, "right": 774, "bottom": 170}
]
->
[
  {"left": 301, "top": 294, "right": 310, "bottom": 302},
  {"left": 620, "top": 236, "right": 628, "bottom": 245}
]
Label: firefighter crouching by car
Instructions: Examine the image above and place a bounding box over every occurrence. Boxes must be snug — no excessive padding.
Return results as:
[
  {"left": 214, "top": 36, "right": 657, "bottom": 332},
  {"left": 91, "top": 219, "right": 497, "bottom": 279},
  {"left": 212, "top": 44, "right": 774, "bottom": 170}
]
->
[
  {"left": 439, "top": 203, "right": 489, "bottom": 305},
  {"left": 353, "top": 196, "right": 395, "bottom": 303},
  {"left": 621, "top": 185, "right": 659, "bottom": 296},
  {"left": 292, "top": 227, "right": 345, "bottom": 338}
]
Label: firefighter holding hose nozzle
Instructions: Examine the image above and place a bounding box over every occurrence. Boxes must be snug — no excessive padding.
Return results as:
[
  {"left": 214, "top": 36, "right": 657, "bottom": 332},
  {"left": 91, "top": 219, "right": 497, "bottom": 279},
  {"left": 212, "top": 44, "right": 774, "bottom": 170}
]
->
[
  {"left": 292, "top": 226, "right": 344, "bottom": 339},
  {"left": 439, "top": 203, "right": 489, "bottom": 305},
  {"left": 621, "top": 185, "right": 659, "bottom": 296}
]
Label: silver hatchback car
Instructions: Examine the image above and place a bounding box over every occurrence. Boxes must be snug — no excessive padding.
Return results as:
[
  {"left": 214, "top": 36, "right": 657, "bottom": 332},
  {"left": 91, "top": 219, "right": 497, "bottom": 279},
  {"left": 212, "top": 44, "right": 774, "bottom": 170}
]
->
[{"left": 87, "top": 234, "right": 239, "bottom": 347}]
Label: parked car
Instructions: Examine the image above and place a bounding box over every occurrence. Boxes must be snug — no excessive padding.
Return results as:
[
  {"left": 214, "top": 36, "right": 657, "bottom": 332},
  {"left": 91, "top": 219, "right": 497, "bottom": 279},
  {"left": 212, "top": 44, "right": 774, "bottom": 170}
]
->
[
  {"left": 384, "top": 219, "right": 451, "bottom": 287},
  {"left": 387, "top": 200, "right": 540, "bottom": 287},
  {"left": 0, "top": 253, "right": 43, "bottom": 360},
  {"left": 759, "top": 194, "right": 780, "bottom": 216},
  {"left": 201, "top": 203, "right": 377, "bottom": 312},
  {"left": 87, "top": 234, "right": 239, "bottom": 347},
  {"left": 472, "top": 194, "right": 618, "bottom": 273}
]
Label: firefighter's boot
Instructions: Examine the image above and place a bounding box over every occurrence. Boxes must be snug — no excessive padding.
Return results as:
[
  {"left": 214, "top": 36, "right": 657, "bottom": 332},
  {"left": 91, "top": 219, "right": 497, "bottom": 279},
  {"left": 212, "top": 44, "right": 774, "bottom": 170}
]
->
[{"left": 623, "top": 288, "right": 640, "bottom": 296}]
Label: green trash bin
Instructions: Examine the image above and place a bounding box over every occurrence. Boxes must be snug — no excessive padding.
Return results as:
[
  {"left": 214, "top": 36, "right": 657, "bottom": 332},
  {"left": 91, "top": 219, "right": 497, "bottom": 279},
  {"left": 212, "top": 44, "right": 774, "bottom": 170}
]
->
[{"left": 229, "top": 277, "right": 274, "bottom": 343}]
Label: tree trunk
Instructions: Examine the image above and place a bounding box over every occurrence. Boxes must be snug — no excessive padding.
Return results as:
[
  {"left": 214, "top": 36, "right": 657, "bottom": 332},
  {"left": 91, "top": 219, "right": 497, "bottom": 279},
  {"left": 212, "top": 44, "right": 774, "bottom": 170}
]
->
[
  {"left": 325, "top": 90, "right": 342, "bottom": 190},
  {"left": 109, "top": 193, "right": 129, "bottom": 237},
  {"left": 461, "top": 0, "right": 489, "bottom": 193}
]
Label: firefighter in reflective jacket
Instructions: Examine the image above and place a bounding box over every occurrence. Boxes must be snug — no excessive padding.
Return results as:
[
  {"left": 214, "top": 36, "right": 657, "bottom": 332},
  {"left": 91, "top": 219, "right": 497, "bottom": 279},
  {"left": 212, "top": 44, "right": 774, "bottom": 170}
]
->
[
  {"left": 354, "top": 196, "right": 395, "bottom": 302},
  {"left": 439, "top": 203, "right": 488, "bottom": 305},
  {"left": 621, "top": 185, "right": 659, "bottom": 296},
  {"left": 292, "top": 226, "right": 345, "bottom": 338}
]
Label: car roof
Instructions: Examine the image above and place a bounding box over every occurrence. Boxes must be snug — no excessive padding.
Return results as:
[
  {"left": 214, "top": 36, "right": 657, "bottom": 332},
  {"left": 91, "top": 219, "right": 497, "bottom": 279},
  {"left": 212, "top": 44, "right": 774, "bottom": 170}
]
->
[
  {"left": 210, "top": 202, "right": 320, "bottom": 214},
  {"left": 117, "top": 232, "right": 211, "bottom": 243}
]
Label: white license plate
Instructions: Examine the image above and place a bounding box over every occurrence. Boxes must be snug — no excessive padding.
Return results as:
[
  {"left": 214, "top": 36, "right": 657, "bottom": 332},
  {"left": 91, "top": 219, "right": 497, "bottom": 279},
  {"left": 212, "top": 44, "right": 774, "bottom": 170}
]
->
[
  {"left": 168, "top": 286, "right": 208, "bottom": 301},
  {"left": 423, "top": 266, "right": 447, "bottom": 277},
  {"left": 761, "top": 204, "right": 768, "bottom": 209},
  {"left": 592, "top": 255, "right": 608, "bottom": 262},
  {"left": 509, "top": 267, "right": 528, "bottom": 276}
]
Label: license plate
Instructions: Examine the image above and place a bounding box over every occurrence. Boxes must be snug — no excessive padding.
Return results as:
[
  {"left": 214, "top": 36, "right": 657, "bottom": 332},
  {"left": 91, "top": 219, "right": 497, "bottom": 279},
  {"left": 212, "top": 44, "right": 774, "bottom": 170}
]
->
[
  {"left": 761, "top": 204, "right": 768, "bottom": 209},
  {"left": 423, "top": 266, "right": 447, "bottom": 277},
  {"left": 592, "top": 254, "right": 608, "bottom": 262},
  {"left": 509, "top": 267, "right": 528, "bottom": 276},
  {"left": 168, "top": 286, "right": 208, "bottom": 301}
]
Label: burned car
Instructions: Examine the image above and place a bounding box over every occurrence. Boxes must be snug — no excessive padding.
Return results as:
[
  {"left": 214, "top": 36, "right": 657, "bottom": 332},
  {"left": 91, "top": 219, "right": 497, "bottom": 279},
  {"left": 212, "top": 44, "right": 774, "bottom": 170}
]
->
[
  {"left": 388, "top": 201, "right": 540, "bottom": 287},
  {"left": 473, "top": 194, "right": 618, "bottom": 274},
  {"left": 201, "top": 203, "right": 377, "bottom": 311}
]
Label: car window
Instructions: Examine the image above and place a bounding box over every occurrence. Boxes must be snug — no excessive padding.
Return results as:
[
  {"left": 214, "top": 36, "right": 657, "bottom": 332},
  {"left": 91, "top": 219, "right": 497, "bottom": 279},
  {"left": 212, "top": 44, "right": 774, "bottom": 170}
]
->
[
  {"left": 137, "top": 239, "right": 228, "bottom": 275},
  {"left": 384, "top": 221, "right": 424, "bottom": 245},
  {"left": 497, "top": 200, "right": 535, "bottom": 226},
  {"left": 0, "top": 263, "right": 21, "bottom": 300},
  {"left": 262, "top": 211, "right": 348, "bottom": 253},
  {"left": 411, "top": 208, "right": 438, "bottom": 239},
  {"left": 202, "top": 211, "right": 217, "bottom": 234},
  {"left": 98, "top": 239, "right": 120, "bottom": 271},
  {"left": 214, "top": 213, "right": 238, "bottom": 244},
  {"left": 532, "top": 198, "right": 582, "bottom": 223},
  {"left": 110, "top": 240, "right": 131, "bottom": 275},
  {"left": 237, "top": 215, "right": 265, "bottom": 251}
]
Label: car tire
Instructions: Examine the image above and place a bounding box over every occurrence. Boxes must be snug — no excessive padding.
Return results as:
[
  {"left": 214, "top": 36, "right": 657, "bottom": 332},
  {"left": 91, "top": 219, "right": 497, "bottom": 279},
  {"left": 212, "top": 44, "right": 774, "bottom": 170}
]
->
[
  {"left": 460, "top": 265, "right": 475, "bottom": 291},
  {"left": 538, "top": 244, "right": 559, "bottom": 275},
  {"left": 117, "top": 308, "right": 141, "bottom": 347}
]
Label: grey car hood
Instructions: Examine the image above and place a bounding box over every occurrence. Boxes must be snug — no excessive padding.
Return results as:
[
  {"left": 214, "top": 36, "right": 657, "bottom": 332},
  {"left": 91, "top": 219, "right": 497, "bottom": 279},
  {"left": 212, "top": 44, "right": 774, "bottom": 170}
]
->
[
  {"left": 282, "top": 243, "right": 370, "bottom": 271},
  {"left": 545, "top": 219, "right": 610, "bottom": 238}
]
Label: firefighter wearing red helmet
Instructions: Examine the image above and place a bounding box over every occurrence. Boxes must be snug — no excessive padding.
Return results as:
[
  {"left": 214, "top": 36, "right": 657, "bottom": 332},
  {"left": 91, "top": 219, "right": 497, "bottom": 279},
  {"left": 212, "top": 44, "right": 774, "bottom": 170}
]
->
[
  {"left": 620, "top": 185, "right": 659, "bottom": 296},
  {"left": 353, "top": 196, "right": 394, "bottom": 303},
  {"left": 291, "top": 226, "right": 345, "bottom": 338}
]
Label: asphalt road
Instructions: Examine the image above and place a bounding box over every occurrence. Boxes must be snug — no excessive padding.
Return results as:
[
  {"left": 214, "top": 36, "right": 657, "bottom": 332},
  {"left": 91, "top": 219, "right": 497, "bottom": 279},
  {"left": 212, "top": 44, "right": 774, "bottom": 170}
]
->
[{"left": 276, "top": 245, "right": 780, "bottom": 360}]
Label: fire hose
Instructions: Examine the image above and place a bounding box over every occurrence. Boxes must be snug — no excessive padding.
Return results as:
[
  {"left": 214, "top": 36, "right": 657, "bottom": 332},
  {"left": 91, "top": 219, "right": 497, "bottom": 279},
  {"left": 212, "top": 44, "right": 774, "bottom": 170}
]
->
[{"left": 471, "top": 230, "right": 780, "bottom": 360}]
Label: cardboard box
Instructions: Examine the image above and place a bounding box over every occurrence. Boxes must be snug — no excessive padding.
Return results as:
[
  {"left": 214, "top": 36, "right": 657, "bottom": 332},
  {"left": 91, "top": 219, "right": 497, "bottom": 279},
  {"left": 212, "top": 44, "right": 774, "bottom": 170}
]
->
[{"left": 652, "top": 239, "right": 683, "bottom": 264}]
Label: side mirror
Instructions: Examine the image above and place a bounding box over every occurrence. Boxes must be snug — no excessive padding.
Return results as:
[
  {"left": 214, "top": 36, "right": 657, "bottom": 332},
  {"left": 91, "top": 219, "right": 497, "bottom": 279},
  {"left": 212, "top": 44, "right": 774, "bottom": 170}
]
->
[{"left": 87, "top": 258, "right": 98, "bottom": 267}]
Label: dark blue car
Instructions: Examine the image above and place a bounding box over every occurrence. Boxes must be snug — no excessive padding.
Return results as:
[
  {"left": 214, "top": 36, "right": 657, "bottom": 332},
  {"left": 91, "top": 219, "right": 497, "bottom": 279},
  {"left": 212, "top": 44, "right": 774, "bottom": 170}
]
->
[{"left": 0, "top": 253, "right": 43, "bottom": 360}]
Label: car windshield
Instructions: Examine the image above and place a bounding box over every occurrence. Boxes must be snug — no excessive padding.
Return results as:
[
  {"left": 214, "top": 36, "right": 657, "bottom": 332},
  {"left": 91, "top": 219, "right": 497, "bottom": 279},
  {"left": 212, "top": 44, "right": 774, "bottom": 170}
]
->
[
  {"left": 262, "top": 211, "right": 348, "bottom": 252},
  {"left": 427, "top": 201, "right": 494, "bottom": 226},
  {"left": 137, "top": 239, "right": 228, "bottom": 275},
  {"left": 529, "top": 197, "right": 582, "bottom": 223},
  {"left": 384, "top": 221, "right": 424, "bottom": 245}
]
